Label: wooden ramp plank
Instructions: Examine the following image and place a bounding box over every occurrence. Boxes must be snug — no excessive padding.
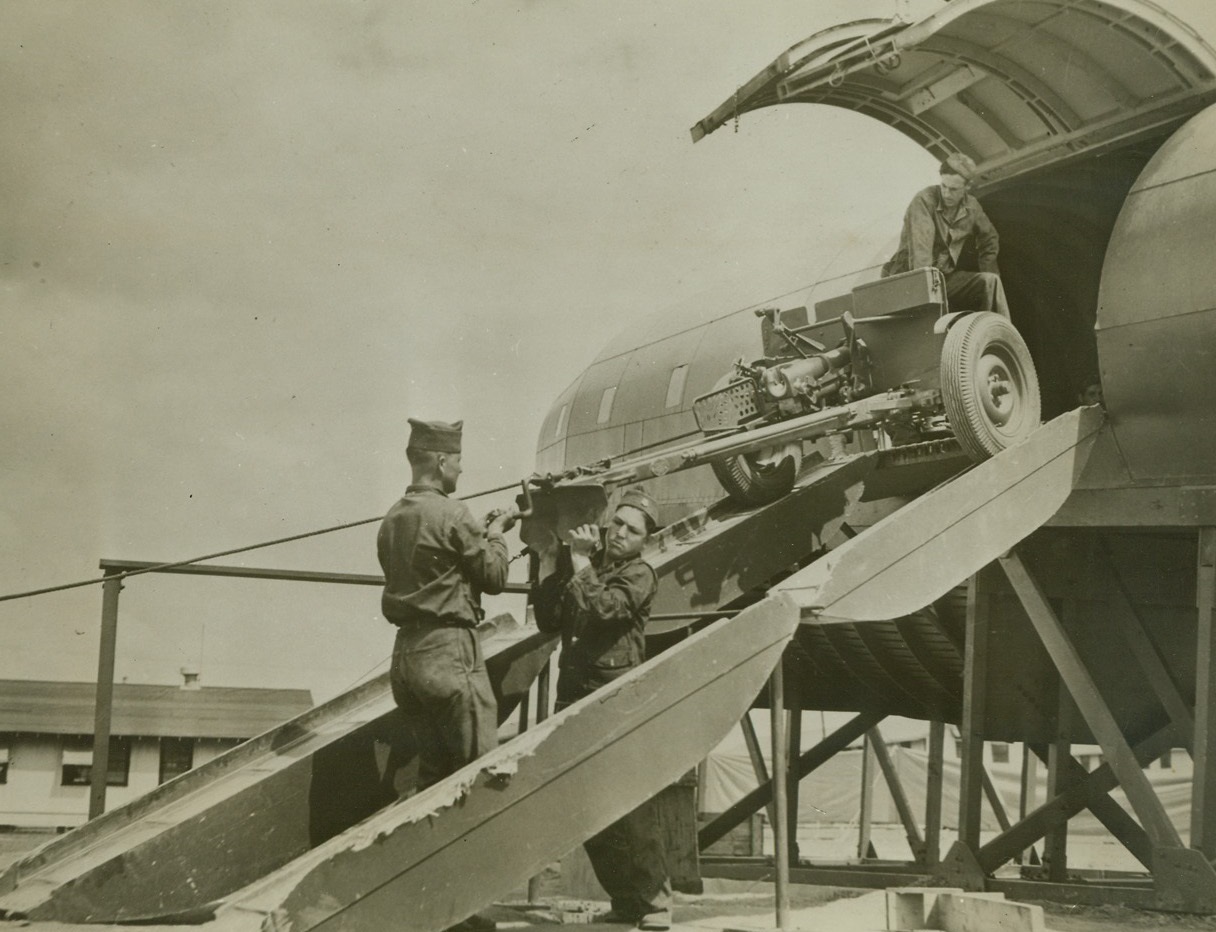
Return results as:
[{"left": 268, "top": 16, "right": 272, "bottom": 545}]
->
[
  {"left": 778, "top": 407, "right": 1104, "bottom": 624},
  {"left": 0, "top": 626, "right": 555, "bottom": 924},
  {"left": 206, "top": 594, "right": 801, "bottom": 932}
]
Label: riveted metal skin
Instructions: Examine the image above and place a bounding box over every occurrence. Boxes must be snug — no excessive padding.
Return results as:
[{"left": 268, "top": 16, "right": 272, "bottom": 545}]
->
[{"left": 1096, "top": 103, "right": 1216, "bottom": 485}]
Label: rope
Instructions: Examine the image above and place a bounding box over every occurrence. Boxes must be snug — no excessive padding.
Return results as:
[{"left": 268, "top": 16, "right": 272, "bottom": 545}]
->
[{"left": 0, "top": 479, "right": 524, "bottom": 606}]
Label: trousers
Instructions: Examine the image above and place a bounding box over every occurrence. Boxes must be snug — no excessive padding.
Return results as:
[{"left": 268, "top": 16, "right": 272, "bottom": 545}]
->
[
  {"left": 391, "top": 622, "right": 497, "bottom": 791},
  {"left": 556, "top": 691, "right": 672, "bottom": 919},
  {"left": 945, "top": 270, "right": 1010, "bottom": 318}
]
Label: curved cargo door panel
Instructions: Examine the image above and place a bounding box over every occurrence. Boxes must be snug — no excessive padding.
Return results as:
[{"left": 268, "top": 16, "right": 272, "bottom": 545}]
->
[{"left": 693, "top": 0, "right": 1216, "bottom": 191}]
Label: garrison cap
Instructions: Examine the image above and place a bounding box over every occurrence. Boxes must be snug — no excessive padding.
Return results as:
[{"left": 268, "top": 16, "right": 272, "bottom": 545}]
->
[
  {"left": 407, "top": 418, "right": 463, "bottom": 454},
  {"left": 939, "top": 152, "right": 977, "bottom": 181},
  {"left": 617, "top": 487, "right": 660, "bottom": 532}
]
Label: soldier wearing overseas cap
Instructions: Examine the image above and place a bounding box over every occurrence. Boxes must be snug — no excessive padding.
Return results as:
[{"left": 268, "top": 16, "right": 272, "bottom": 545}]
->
[
  {"left": 532, "top": 487, "right": 672, "bottom": 931},
  {"left": 882, "top": 152, "right": 1011, "bottom": 318},
  {"left": 377, "top": 418, "right": 519, "bottom": 798}
]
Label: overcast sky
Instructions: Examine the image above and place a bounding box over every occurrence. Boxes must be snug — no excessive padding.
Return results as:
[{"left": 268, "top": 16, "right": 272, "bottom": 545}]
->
[{"left": 3, "top": 1, "right": 1215, "bottom": 703}]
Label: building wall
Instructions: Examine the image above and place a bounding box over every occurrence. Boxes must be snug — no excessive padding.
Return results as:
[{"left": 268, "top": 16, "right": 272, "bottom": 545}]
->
[{"left": 0, "top": 735, "right": 241, "bottom": 829}]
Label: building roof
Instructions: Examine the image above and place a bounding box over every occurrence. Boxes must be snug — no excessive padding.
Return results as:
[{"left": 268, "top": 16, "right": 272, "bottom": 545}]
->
[{"left": 0, "top": 679, "right": 313, "bottom": 739}]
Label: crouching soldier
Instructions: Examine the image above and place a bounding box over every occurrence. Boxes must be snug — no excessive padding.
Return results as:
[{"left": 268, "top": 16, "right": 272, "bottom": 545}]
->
[{"left": 533, "top": 488, "right": 672, "bottom": 931}]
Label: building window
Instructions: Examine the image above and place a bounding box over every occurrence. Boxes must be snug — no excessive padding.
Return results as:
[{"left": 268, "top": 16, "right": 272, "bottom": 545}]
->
[
  {"left": 953, "top": 737, "right": 963, "bottom": 758},
  {"left": 665, "top": 365, "right": 689, "bottom": 409},
  {"left": 159, "top": 737, "right": 195, "bottom": 784},
  {"left": 1159, "top": 749, "right": 1173, "bottom": 769},
  {"left": 596, "top": 386, "right": 617, "bottom": 424},
  {"left": 61, "top": 737, "right": 131, "bottom": 787},
  {"left": 553, "top": 403, "right": 569, "bottom": 440},
  {"left": 0, "top": 744, "right": 9, "bottom": 784},
  {"left": 991, "top": 742, "right": 1010, "bottom": 764}
]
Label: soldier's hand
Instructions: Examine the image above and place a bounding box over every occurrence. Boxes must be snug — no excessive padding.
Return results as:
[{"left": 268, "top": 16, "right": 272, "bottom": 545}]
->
[
  {"left": 568, "top": 523, "right": 601, "bottom": 558},
  {"left": 483, "top": 507, "right": 506, "bottom": 528},
  {"left": 487, "top": 507, "right": 520, "bottom": 535}
]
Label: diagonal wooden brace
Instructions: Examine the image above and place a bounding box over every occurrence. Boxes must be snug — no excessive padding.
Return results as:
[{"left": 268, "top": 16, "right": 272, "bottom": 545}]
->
[
  {"left": 698, "top": 710, "right": 882, "bottom": 850},
  {"left": 978, "top": 723, "right": 1174, "bottom": 873},
  {"left": 998, "top": 549, "right": 1183, "bottom": 849}
]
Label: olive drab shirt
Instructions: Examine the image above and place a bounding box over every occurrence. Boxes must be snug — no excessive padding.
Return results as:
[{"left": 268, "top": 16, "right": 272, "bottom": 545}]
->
[
  {"left": 883, "top": 185, "right": 1000, "bottom": 278},
  {"left": 533, "top": 552, "right": 657, "bottom": 679},
  {"left": 377, "top": 486, "right": 509, "bottom": 627}
]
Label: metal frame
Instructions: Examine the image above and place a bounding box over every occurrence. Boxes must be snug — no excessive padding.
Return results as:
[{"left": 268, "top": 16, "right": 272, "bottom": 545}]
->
[
  {"left": 85, "top": 558, "right": 534, "bottom": 819},
  {"left": 699, "top": 529, "right": 1216, "bottom": 913}
]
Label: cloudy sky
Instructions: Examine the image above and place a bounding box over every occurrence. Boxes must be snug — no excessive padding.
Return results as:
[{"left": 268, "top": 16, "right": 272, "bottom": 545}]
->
[{"left": 2, "top": 1, "right": 1215, "bottom": 702}]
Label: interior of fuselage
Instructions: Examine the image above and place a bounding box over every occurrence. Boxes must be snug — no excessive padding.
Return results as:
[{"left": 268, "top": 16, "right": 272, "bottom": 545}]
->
[{"left": 977, "top": 133, "right": 1170, "bottom": 417}]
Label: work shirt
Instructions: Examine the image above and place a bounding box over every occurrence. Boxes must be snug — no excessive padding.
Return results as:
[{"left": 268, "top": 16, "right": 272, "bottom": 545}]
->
[
  {"left": 534, "top": 552, "right": 657, "bottom": 687},
  {"left": 883, "top": 185, "right": 999, "bottom": 277},
  {"left": 377, "top": 485, "right": 509, "bottom": 627}
]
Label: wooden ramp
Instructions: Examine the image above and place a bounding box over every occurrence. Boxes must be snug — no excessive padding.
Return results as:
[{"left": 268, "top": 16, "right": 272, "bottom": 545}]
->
[
  {"left": 203, "top": 593, "right": 800, "bottom": 932},
  {"left": 0, "top": 625, "right": 556, "bottom": 924},
  {"left": 0, "top": 452, "right": 878, "bottom": 927},
  {"left": 778, "top": 407, "right": 1104, "bottom": 624}
]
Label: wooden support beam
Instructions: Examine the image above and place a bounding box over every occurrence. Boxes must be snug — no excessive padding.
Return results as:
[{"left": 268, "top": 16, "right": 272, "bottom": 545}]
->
[
  {"left": 1100, "top": 542, "right": 1194, "bottom": 751},
  {"left": 981, "top": 766, "right": 1013, "bottom": 834},
  {"left": 1028, "top": 744, "right": 1153, "bottom": 871},
  {"left": 999, "top": 551, "right": 1183, "bottom": 849},
  {"left": 786, "top": 675, "right": 802, "bottom": 865},
  {"left": 517, "top": 690, "right": 531, "bottom": 735},
  {"left": 535, "top": 655, "right": 552, "bottom": 724},
  {"left": 1193, "top": 527, "right": 1216, "bottom": 857},
  {"left": 770, "top": 663, "right": 791, "bottom": 929},
  {"left": 925, "top": 721, "right": 945, "bottom": 866},
  {"left": 88, "top": 572, "right": 123, "bottom": 820},
  {"left": 958, "top": 571, "right": 990, "bottom": 852},
  {"left": 698, "top": 711, "right": 882, "bottom": 850},
  {"left": 1019, "top": 743, "right": 1039, "bottom": 865},
  {"left": 858, "top": 735, "right": 875, "bottom": 860},
  {"left": 978, "top": 724, "right": 1174, "bottom": 873},
  {"left": 868, "top": 727, "right": 925, "bottom": 862},
  {"left": 1044, "top": 670, "right": 1072, "bottom": 881},
  {"left": 740, "top": 712, "right": 777, "bottom": 831}
]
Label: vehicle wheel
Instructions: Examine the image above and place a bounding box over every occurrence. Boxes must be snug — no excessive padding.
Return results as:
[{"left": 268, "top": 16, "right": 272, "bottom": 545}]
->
[
  {"left": 940, "top": 311, "right": 1041, "bottom": 460},
  {"left": 711, "top": 442, "right": 800, "bottom": 506}
]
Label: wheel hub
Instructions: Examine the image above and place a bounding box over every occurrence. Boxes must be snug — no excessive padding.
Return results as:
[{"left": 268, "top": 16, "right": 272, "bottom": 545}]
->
[{"left": 979, "top": 354, "right": 1019, "bottom": 426}]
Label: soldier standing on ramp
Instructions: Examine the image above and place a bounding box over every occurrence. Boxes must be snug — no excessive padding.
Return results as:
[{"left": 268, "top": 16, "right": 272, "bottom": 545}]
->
[
  {"left": 534, "top": 488, "right": 672, "bottom": 931},
  {"left": 377, "top": 418, "right": 519, "bottom": 790}
]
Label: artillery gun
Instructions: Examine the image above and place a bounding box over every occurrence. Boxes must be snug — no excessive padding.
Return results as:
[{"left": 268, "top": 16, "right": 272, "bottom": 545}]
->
[{"left": 693, "top": 268, "right": 1041, "bottom": 504}]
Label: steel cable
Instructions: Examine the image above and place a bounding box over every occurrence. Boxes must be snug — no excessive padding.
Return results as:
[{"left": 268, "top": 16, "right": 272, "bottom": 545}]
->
[{"left": 0, "top": 479, "right": 524, "bottom": 606}]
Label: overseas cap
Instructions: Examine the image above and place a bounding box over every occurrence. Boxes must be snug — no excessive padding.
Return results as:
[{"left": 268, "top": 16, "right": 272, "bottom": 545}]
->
[
  {"left": 407, "top": 418, "right": 463, "bottom": 454},
  {"left": 617, "top": 487, "right": 660, "bottom": 532},
  {"left": 939, "top": 153, "right": 977, "bottom": 181}
]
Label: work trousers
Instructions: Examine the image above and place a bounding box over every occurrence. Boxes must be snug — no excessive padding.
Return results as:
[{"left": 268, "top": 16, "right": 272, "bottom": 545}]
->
[
  {"left": 945, "top": 270, "right": 1010, "bottom": 318},
  {"left": 391, "top": 622, "right": 497, "bottom": 791},
  {"left": 557, "top": 687, "right": 672, "bottom": 920}
]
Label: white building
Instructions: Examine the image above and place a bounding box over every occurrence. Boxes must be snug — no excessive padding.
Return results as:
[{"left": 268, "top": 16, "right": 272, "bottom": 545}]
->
[{"left": 0, "top": 678, "right": 312, "bottom": 829}]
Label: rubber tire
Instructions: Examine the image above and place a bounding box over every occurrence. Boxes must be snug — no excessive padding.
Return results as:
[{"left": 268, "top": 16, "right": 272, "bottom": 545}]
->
[
  {"left": 940, "top": 311, "right": 1041, "bottom": 461},
  {"left": 711, "top": 447, "right": 798, "bottom": 506},
  {"left": 703, "top": 370, "right": 799, "bottom": 506}
]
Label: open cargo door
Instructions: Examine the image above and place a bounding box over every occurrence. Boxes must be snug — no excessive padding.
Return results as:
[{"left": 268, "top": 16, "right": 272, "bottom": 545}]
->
[{"left": 693, "top": 0, "right": 1216, "bottom": 192}]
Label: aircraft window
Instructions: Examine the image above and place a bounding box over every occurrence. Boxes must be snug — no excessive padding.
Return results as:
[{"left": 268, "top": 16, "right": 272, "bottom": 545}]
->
[
  {"left": 665, "top": 365, "right": 689, "bottom": 408},
  {"left": 554, "top": 403, "right": 569, "bottom": 439},
  {"left": 597, "top": 387, "right": 617, "bottom": 424}
]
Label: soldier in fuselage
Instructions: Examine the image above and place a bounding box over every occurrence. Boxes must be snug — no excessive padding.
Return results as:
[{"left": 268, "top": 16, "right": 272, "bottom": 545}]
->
[{"left": 883, "top": 153, "right": 1010, "bottom": 318}]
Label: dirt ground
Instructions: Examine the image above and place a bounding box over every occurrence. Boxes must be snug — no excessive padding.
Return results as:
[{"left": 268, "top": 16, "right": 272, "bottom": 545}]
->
[
  {"left": 1033, "top": 903, "right": 1216, "bottom": 932},
  {"left": 6, "top": 830, "right": 1216, "bottom": 931}
]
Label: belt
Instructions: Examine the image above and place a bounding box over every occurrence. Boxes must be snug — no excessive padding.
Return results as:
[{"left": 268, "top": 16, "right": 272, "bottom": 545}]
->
[{"left": 393, "top": 614, "right": 474, "bottom": 631}]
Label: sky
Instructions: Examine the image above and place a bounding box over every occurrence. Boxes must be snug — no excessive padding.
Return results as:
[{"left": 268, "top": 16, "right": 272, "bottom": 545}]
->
[{"left": 2, "top": 1, "right": 1216, "bottom": 703}]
